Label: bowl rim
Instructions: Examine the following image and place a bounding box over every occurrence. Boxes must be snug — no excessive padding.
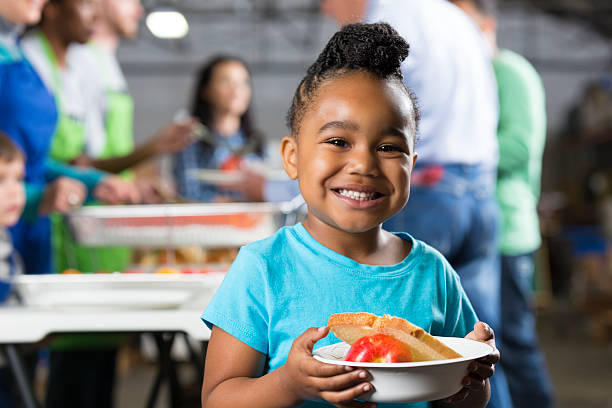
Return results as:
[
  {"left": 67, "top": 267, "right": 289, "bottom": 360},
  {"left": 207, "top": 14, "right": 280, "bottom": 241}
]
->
[{"left": 313, "top": 336, "right": 493, "bottom": 368}]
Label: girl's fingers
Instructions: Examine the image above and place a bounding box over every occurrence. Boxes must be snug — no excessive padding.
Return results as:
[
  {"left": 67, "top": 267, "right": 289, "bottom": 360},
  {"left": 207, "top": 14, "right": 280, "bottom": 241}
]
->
[
  {"left": 304, "top": 359, "right": 355, "bottom": 378},
  {"left": 468, "top": 360, "right": 495, "bottom": 379},
  {"left": 310, "top": 369, "right": 371, "bottom": 391},
  {"left": 295, "top": 327, "right": 329, "bottom": 353},
  {"left": 320, "top": 382, "right": 373, "bottom": 405},
  {"left": 461, "top": 374, "right": 486, "bottom": 391},
  {"left": 444, "top": 387, "right": 470, "bottom": 403},
  {"left": 334, "top": 400, "right": 377, "bottom": 408},
  {"left": 478, "top": 351, "right": 500, "bottom": 365}
]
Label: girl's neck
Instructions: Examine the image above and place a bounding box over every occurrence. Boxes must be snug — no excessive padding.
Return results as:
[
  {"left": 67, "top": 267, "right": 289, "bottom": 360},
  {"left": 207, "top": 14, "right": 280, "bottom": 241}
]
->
[
  {"left": 302, "top": 216, "right": 410, "bottom": 266},
  {"left": 212, "top": 112, "right": 241, "bottom": 137},
  {"left": 41, "top": 25, "right": 68, "bottom": 68}
]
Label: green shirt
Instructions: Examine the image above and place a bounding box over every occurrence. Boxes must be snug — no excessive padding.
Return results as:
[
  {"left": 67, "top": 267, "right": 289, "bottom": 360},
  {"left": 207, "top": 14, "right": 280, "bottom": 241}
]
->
[{"left": 493, "top": 49, "right": 546, "bottom": 255}]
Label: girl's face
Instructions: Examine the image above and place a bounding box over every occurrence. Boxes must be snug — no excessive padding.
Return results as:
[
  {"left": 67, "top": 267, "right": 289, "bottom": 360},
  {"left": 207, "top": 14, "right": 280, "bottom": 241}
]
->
[
  {"left": 0, "top": 158, "right": 25, "bottom": 227},
  {"left": 0, "top": 0, "right": 48, "bottom": 25},
  {"left": 281, "top": 71, "right": 417, "bottom": 235},
  {"left": 203, "top": 61, "right": 252, "bottom": 118}
]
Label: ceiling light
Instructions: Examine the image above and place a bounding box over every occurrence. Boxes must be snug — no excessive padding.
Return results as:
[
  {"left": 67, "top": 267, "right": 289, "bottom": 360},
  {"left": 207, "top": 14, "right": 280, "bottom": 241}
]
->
[{"left": 146, "top": 9, "right": 189, "bottom": 39}]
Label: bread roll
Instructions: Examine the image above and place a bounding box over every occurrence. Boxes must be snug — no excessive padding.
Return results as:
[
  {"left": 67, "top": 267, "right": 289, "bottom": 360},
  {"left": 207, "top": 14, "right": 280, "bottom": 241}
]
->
[{"left": 328, "top": 313, "right": 462, "bottom": 361}]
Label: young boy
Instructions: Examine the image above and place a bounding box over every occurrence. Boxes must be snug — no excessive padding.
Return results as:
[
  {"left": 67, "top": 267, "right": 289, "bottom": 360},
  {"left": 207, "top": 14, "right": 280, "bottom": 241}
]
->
[
  {"left": 0, "top": 132, "right": 25, "bottom": 303},
  {"left": 201, "top": 23, "right": 499, "bottom": 408},
  {"left": 0, "top": 132, "right": 26, "bottom": 407}
]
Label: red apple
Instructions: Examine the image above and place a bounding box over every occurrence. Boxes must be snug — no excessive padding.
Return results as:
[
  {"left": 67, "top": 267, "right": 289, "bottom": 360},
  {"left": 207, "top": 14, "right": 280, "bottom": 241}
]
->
[{"left": 345, "top": 333, "right": 412, "bottom": 363}]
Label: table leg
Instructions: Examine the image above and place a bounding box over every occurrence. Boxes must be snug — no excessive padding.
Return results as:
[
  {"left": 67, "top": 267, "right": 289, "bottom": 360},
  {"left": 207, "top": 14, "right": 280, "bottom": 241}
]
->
[
  {"left": 145, "top": 333, "right": 181, "bottom": 408},
  {"left": 1, "top": 345, "right": 40, "bottom": 408}
]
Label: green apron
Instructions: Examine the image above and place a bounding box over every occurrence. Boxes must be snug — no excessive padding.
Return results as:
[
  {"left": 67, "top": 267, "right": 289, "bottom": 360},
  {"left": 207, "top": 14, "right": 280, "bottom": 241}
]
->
[
  {"left": 42, "top": 39, "right": 133, "bottom": 349},
  {"left": 39, "top": 33, "right": 86, "bottom": 163}
]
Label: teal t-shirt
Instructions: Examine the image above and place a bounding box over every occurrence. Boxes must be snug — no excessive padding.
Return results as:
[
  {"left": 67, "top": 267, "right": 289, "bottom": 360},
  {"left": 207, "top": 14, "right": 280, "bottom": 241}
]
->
[{"left": 202, "top": 223, "right": 478, "bottom": 408}]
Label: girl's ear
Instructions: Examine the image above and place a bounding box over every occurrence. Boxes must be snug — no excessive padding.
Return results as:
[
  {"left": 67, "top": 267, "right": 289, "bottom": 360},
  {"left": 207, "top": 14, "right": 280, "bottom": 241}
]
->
[{"left": 280, "top": 136, "right": 298, "bottom": 180}]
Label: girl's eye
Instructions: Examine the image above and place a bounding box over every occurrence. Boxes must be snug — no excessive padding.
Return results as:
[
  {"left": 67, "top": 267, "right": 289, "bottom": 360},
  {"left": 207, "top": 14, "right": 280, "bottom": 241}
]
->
[
  {"left": 325, "top": 138, "right": 348, "bottom": 148},
  {"left": 378, "top": 144, "right": 406, "bottom": 153}
]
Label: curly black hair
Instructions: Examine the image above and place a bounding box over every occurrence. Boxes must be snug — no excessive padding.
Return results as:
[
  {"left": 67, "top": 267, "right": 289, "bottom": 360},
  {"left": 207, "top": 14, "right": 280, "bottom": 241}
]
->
[{"left": 286, "top": 22, "right": 420, "bottom": 136}]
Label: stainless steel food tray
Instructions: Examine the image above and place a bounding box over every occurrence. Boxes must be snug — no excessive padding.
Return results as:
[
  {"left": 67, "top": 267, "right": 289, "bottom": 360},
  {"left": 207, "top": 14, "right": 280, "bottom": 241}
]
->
[
  {"left": 14, "top": 273, "right": 226, "bottom": 310},
  {"left": 66, "top": 199, "right": 303, "bottom": 248}
]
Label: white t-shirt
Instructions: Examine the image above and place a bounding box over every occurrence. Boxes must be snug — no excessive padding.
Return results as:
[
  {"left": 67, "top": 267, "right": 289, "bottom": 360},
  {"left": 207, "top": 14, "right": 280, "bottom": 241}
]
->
[
  {"left": 68, "top": 43, "right": 129, "bottom": 158},
  {"left": 367, "top": 0, "right": 499, "bottom": 168},
  {"left": 21, "top": 32, "right": 108, "bottom": 158}
]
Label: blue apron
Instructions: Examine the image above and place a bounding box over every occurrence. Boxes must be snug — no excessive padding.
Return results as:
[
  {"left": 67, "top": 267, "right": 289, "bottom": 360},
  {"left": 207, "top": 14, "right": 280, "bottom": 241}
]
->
[{"left": 0, "top": 43, "right": 58, "bottom": 275}]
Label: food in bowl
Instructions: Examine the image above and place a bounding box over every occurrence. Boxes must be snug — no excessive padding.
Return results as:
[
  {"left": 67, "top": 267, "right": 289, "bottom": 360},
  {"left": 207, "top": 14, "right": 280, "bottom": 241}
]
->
[
  {"left": 313, "top": 336, "right": 492, "bottom": 403},
  {"left": 328, "top": 312, "right": 462, "bottom": 361},
  {"left": 345, "top": 333, "right": 413, "bottom": 363}
]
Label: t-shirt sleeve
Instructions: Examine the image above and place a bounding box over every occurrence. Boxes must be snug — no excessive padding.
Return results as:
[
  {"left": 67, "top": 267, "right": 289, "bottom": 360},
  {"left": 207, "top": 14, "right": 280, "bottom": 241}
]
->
[
  {"left": 201, "top": 246, "right": 269, "bottom": 354},
  {"left": 441, "top": 262, "right": 479, "bottom": 337}
]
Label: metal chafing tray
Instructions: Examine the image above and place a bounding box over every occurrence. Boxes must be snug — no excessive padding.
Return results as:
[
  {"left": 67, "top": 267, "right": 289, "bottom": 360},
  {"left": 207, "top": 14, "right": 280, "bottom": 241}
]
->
[
  {"left": 14, "top": 272, "right": 226, "bottom": 310},
  {"left": 65, "top": 199, "right": 303, "bottom": 248}
]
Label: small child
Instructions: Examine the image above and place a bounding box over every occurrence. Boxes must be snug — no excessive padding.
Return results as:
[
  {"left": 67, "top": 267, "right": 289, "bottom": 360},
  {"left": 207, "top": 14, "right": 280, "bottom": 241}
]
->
[
  {"left": 0, "top": 132, "right": 25, "bottom": 407},
  {"left": 201, "top": 23, "right": 499, "bottom": 408},
  {"left": 0, "top": 132, "right": 25, "bottom": 303}
]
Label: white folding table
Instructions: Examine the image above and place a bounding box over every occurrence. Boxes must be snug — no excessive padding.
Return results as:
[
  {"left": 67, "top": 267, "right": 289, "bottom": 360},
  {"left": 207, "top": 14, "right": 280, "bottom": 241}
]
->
[{"left": 0, "top": 306, "right": 211, "bottom": 408}]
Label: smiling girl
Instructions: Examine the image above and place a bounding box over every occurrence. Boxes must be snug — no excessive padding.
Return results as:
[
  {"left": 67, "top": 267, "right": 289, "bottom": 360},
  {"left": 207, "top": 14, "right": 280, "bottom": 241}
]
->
[{"left": 201, "top": 23, "right": 499, "bottom": 408}]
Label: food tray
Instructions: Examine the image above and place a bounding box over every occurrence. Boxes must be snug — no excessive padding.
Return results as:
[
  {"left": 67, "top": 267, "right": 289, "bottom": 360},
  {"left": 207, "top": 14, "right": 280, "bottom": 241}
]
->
[
  {"left": 66, "top": 201, "right": 302, "bottom": 248},
  {"left": 14, "top": 273, "right": 226, "bottom": 310}
]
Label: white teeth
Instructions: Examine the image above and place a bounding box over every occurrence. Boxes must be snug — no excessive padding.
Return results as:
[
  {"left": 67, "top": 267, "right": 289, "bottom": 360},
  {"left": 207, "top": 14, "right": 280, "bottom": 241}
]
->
[{"left": 338, "top": 189, "right": 376, "bottom": 201}]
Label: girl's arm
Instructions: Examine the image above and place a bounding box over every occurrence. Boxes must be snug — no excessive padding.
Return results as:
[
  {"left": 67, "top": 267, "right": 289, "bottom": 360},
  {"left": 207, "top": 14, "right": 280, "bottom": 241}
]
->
[
  {"left": 202, "top": 326, "right": 375, "bottom": 408},
  {"left": 202, "top": 325, "right": 296, "bottom": 408}
]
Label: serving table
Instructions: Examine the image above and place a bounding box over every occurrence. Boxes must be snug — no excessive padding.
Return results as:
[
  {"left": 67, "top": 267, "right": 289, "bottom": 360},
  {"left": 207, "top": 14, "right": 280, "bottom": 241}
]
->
[{"left": 0, "top": 305, "right": 210, "bottom": 408}]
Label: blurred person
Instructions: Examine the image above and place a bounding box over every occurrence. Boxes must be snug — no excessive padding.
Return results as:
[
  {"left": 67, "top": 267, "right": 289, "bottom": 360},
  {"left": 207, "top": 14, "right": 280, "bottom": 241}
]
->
[
  {"left": 173, "top": 55, "right": 268, "bottom": 202},
  {"left": 21, "top": 0, "right": 140, "bottom": 273},
  {"left": 451, "top": 1, "right": 554, "bottom": 407},
  {"left": 0, "top": 132, "right": 25, "bottom": 408},
  {"left": 67, "top": 0, "right": 197, "bottom": 195},
  {"left": 19, "top": 2, "right": 141, "bottom": 408},
  {"left": 1, "top": 0, "right": 137, "bottom": 279},
  {"left": 321, "top": 1, "right": 512, "bottom": 408}
]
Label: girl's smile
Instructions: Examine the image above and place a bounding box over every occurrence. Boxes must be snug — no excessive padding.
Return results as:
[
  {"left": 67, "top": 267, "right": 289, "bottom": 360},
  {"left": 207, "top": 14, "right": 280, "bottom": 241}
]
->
[{"left": 331, "top": 184, "right": 386, "bottom": 209}]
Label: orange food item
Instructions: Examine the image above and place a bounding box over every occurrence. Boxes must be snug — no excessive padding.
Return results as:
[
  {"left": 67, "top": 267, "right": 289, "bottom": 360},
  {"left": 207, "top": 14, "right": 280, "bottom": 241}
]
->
[
  {"left": 123, "top": 269, "right": 144, "bottom": 274},
  {"left": 61, "top": 269, "right": 80, "bottom": 274},
  {"left": 154, "top": 267, "right": 180, "bottom": 274}
]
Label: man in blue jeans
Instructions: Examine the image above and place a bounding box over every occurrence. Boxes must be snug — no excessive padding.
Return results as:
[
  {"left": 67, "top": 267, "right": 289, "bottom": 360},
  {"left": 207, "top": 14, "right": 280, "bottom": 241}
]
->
[
  {"left": 451, "top": 0, "right": 554, "bottom": 407},
  {"left": 321, "top": 1, "right": 512, "bottom": 408}
]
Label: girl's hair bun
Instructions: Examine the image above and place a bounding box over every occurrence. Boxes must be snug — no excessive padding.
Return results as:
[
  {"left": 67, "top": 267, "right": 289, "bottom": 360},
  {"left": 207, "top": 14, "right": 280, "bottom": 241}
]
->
[
  {"left": 287, "top": 22, "right": 418, "bottom": 134},
  {"left": 308, "top": 22, "right": 409, "bottom": 79}
]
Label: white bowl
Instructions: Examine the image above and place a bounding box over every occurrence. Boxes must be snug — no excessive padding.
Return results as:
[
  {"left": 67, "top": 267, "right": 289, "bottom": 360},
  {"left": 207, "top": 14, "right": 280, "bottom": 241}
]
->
[{"left": 313, "top": 336, "right": 493, "bottom": 403}]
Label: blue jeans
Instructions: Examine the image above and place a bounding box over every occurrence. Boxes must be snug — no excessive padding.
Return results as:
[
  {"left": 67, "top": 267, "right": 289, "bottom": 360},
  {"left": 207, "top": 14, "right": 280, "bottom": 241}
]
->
[
  {"left": 384, "top": 164, "right": 513, "bottom": 408},
  {"left": 500, "top": 254, "right": 554, "bottom": 408}
]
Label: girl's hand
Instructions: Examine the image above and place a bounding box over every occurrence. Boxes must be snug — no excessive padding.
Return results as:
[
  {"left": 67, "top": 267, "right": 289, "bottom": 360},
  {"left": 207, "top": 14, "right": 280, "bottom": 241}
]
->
[
  {"left": 445, "top": 322, "right": 499, "bottom": 403},
  {"left": 278, "top": 326, "right": 377, "bottom": 408}
]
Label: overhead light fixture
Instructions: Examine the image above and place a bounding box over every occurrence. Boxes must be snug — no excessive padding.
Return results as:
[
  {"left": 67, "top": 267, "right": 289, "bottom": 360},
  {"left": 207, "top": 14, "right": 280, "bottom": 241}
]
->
[{"left": 146, "top": 9, "right": 189, "bottom": 39}]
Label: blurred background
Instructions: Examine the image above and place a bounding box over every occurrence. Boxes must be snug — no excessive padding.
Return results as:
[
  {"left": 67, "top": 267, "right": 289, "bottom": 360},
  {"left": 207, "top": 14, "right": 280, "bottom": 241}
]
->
[
  {"left": 118, "top": 1, "right": 612, "bottom": 407},
  {"left": 2, "top": 0, "right": 611, "bottom": 407}
]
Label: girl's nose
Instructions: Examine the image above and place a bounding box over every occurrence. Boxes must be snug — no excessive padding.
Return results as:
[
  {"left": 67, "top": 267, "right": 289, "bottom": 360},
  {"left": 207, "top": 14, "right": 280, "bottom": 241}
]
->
[{"left": 347, "top": 146, "right": 378, "bottom": 177}]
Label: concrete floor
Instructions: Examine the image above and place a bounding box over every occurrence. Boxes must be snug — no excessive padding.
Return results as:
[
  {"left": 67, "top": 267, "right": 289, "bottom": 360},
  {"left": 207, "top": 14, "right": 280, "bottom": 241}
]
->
[
  {"left": 113, "top": 301, "right": 612, "bottom": 408},
  {"left": 535, "top": 302, "right": 612, "bottom": 408}
]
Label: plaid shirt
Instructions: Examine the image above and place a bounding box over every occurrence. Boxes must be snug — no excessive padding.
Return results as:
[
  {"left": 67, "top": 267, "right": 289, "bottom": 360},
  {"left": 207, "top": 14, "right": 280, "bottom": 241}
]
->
[{"left": 173, "top": 130, "right": 262, "bottom": 202}]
